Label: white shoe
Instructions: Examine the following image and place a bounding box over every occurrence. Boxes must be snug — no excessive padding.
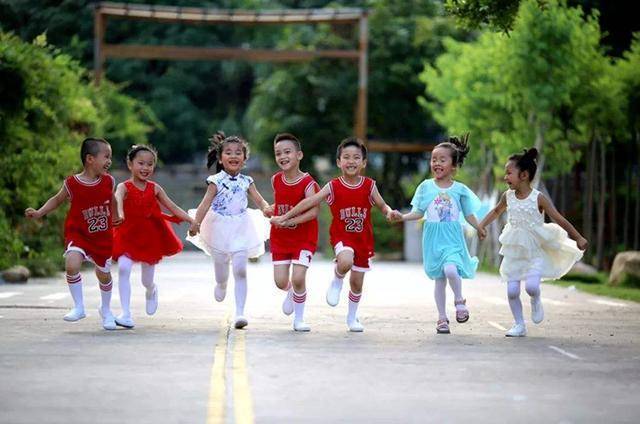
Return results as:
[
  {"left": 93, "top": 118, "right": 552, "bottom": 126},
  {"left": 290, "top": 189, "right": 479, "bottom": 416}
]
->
[
  {"left": 234, "top": 315, "right": 248, "bottom": 329},
  {"left": 63, "top": 307, "right": 86, "bottom": 322},
  {"left": 115, "top": 314, "right": 135, "bottom": 329},
  {"left": 214, "top": 284, "right": 227, "bottom": 302},
  {"left": 326, "top": 280, "right": 343, "bottom": 307},
  {"left": 146, "top": 287, "right": 158, "bottom": 315},
  {"left": 99, "top": 308, "right": 117, "bottom": 331},
  {"left": 531, "top": 297, "right": 544, "bottom": 324},
  {"left": 505, "top": 323, "right": 527, "bottom": 337},
  {"left": 293, "top": 321, "right": 311, "bottom": 332},
  {"left": 347, "top": 318, "right": 364, "bottom": 332},
  {"left": 282, "top": 290, "right": 294, "bottom": 316}
]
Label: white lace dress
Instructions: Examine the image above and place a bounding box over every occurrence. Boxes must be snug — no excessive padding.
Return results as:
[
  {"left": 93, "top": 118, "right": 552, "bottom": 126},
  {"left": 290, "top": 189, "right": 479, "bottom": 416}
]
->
[{"left": 499, "top": 189, "right": 583, "bottom": 281}]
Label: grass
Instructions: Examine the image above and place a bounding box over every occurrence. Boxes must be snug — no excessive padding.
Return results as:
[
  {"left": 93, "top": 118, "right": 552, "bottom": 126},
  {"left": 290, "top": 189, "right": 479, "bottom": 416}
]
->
[{"left": 546, "top": 278, "right": 640, "bottom": 303}]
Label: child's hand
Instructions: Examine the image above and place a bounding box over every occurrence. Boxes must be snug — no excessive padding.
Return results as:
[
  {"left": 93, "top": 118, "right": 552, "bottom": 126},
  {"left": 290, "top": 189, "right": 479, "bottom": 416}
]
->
[
  {"left": 270, "top": 216, "right": 285, "bottom": 227},
  {"left": 477, "top": 226, "right": 487, "bottom": 240},
  {"left": 388, "top": 210, "right": 404, "bottom": 223},
  {"left": 262, "top": 204, "right": 274, "bottom": 218},
  {"left": 112, "top": 214, "right": 123, "bottom": 226},
  {"left": 188, "top": 222, "right": 200, "bottom": 236},
  {"left": 24, "top": 208, "right": 42, "bottom": 219},
  {"left": 576, "top": 237, "right": 588, "bottom": 250}
]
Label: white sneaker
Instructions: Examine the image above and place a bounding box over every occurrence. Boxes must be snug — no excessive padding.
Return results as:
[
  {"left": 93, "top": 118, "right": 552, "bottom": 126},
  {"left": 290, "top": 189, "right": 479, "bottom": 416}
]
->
[
  {"left": 531, "top": 297, "right": 544, "bottom": 324},
  {"left": 293, "top": 321, "right": 311, "bottom": 332},
  {"left": 347, "top": 318, "right": 364, "bottom": 332},
  {"left": 146, "top": 287, "right": 158, "bottom": 315},
  {"left": 99, "top": 308, "right": 117, "bottom": 331},
  {"left": 505, "top": 323, "right": 527, "bottom": 337},
  {"left": 234, "top": 315, "right": 248, "bottom": 329},
  {"left": 326, "top": 280, "right": 343, "bottom": 307},
  {"left": 214, "top": 284, "right": 227, "bottom": 302},
  {"left": 282, "top": 290, "right": 294, "bottom": 316},
  {"left": 115, "top": 314, "right": 135, "bottom": 329},
  {"left": 63, "top": 307, "right": 86, "bottom": 322}
]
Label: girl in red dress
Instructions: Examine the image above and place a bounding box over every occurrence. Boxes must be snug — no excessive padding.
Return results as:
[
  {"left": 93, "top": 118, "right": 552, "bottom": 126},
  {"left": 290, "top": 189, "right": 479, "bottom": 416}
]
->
[
  {"left": 112, "top": 145, "right": 196, "bottom": 328},
  {"left": 26, "top": 138, "right": 121, "bottom": 330}
]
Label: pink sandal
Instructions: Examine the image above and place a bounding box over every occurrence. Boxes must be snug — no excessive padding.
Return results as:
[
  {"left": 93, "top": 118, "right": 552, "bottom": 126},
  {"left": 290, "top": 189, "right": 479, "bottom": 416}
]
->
[
  {"left": 455, "top": 299, "right": 469, "bottom": 323},
  {"left": 436, "top": 318, "right": 450, "bottom": 334}
]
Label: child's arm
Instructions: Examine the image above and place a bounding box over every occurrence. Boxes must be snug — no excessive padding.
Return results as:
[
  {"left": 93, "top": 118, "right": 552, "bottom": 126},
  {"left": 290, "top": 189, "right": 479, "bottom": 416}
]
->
[
  {"left": 538, "top": 194, "right": 588, "bottom": 250},
  {"left": 464, "top": 214, "right": 485, "bottom": 239},
  {"left": 191, "top": 184, "right": 217, "bottom": 235},
  {"left": 155, "top": 184, "right": 196, "bottom": 224},
  {"left": 370, "top": 185, "right": 395, "bottom": 221},
  {"left": 477, "top": 193, "right": 507, "bottom": 239},
  {"left": 280, "top": 185, "right": 321, "bottom": 227},
  {"left": 271, "top": 184, "right": 330, "bottom": 227},
  {"left": 24, "top": 184, "right": 69, "bottom": 219},
  {"left": 114, "top": 183, "right": 127, "bottom": 221},
  {"left": 247, "top": 183, "right": 271, "bottom": 215},
  {"left": 112, "top": 193, "right": 123, "bottom": 226}
]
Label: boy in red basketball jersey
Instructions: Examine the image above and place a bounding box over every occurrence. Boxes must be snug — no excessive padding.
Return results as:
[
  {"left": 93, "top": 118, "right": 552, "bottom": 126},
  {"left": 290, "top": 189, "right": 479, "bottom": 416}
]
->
[
  {"left": 272, "top": 137, "right": 397, "bottom": 332},
  {"left": 25, "top": 138, "right": 121, "bottom": 330},
  {"left": 269, "top": 133, "right": 320, "bottom": 332}
]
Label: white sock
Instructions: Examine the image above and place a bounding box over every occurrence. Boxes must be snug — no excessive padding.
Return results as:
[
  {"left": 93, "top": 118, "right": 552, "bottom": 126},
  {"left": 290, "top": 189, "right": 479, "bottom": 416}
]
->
[
  {"left": 232, "top": 251, "right": 248, "bottom": 317},
  {"left": 118, "top": 256, "right": 133, "bottom": 317},
  {"left": 99, "top": 278, "right": 113, "bottom": 314},
  {"left": 434, "top": 278, "right": 447, "bottom": 320},
  {"left": 347, "top": 291, "right": 361, "bottom": 323},
  {"left": 66, "top": 273, "right": 84, "bottom": 310},
  {"left": 293, "top": 290, "right": 306, "bottom": 322},
  {"left": 444, "top": 263, "right": 464, "bottom": 309},
  {"left": 507, "top": 280, "right": 524, "bottom": 324},
  {"left": 332, "top": 268, "right": 345, "bottom": 290},
  {"left": 141, "top": 262, "right": 156, "bottom": 294}
]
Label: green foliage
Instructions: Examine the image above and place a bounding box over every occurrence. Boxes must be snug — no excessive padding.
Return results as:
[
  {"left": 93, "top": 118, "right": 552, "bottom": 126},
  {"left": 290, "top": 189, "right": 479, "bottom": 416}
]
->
[
  {"left": 0, "top": 31, "right": 154, "bottom": 274},
  {"left": 444, "top": 0, "right": 523, "bottom": 32}
]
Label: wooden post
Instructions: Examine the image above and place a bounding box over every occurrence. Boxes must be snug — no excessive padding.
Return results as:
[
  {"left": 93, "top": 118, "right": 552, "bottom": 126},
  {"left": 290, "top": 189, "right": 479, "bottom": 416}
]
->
[
  {"left": 94, "top": 8, "right": 106, "bottom": 84},
  {"left": 355, "top": 12, "right": 368, "bottom": 141}
]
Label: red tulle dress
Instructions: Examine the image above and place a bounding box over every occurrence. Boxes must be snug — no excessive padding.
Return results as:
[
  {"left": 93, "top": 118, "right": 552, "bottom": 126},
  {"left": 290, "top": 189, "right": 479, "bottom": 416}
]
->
[{"left": 113, "top": 180, "right": 183, "bottom": 264}]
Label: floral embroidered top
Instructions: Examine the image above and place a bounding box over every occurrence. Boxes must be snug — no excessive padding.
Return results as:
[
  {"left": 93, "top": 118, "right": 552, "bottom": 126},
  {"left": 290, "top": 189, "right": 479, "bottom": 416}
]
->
[{"left": 206, "top": 170, "right": 254, "bottom": 216}]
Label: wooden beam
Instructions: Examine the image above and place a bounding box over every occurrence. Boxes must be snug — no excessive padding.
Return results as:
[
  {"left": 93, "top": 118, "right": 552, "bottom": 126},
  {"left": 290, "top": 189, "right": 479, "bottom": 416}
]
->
[
  {"left": 367, "top": 141, "right": 435, "bottom": 153},
  {"left": 102, "top": 44, "right": 360, "bottom": 62},
  {"left": 96, "top": 2, "right": 363, "bottom": 25},
  {"left": 354, "top": 13, "right": 368, "bottom": 141},
  {"left": 94, "top": 10, "right": 106, "bottom": 84}
]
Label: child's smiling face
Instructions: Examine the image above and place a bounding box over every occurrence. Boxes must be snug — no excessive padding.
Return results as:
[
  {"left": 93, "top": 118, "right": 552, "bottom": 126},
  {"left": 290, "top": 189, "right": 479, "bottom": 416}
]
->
[
  {"left": 88, "top": 143, "right": 112, "bottom": 175},
  {"left": 504, "top": 160, "right": 528, "bottom": 189},
  {"left": 337, "top": 145, "right": 366, "bottom": 177},
  {"left": 430, "top": 146, "right": 455, "bottom": 180},
  {"left": 128, "top": 150, "right": 156, "bottom": 181},
  {"left": 219, "top": 141, "right": 246, "bottom": 175},
  {"left": 274, "top": 139, "right": 302, "bottom": 173}
]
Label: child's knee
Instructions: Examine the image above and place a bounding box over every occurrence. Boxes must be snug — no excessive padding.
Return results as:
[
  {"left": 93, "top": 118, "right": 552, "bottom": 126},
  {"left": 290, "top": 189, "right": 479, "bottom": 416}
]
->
[
  {"left": 443, "top": 264, "right": 459, "bottom": 280},
  {"left": 274, "top": 276, "right": 289, "bottom": 290}
]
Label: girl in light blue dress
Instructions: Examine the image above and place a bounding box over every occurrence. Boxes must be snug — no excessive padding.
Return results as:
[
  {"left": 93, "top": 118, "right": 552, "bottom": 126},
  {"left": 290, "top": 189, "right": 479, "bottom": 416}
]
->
[{"left": 392, "top": 134, "right": 484, "bottom": 334}]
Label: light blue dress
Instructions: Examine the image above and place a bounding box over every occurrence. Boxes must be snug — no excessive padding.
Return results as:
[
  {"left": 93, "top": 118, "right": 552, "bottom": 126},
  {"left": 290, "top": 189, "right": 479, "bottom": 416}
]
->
[{"left": 410, "top": 179, "right": 481, "bottom": 279}]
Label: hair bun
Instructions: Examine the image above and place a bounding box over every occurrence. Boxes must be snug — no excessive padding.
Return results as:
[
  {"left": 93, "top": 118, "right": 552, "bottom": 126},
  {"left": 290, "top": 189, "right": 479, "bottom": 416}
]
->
[{"left": 522, "top": 147, "right": 538, "bottom": 162}]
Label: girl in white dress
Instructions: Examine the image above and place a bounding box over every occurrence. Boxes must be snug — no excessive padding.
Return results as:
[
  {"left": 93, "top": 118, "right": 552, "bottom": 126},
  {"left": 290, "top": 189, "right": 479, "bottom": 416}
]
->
[
  {"left": 478, "top": 148, "right": 588, "bottom": 337},
  {"left": 187, "top": 132, "right": 271, "bottom": 329}
]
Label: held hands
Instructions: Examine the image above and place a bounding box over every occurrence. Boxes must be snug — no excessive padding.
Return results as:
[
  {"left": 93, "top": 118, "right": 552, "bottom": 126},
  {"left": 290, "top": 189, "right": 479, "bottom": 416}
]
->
[
  {"left": 262, "top": 204, "right": 275, "bottom": 218},
  {"left": 270, "top": 215, "right": 294, "bottom": 228},
  {"left": 24, "top": 208, "right": 43, "bottom": 219},
  {"left": 477, "top": 226, "right": 487, "bottom": 240},
  {"left": 387, "top": 209, "right": 404, "bottom": 223},
  {"left": 188, "top": 221, "right": 200, "bottom": 237},
  {"left": 112, "top": 213, "right": 123, "bottom": 227}
]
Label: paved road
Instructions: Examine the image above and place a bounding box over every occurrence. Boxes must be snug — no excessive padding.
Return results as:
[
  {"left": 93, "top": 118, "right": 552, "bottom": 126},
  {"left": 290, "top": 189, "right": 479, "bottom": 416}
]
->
[{"left": 1, "top": 252, "right": 639, "bottom": 423}]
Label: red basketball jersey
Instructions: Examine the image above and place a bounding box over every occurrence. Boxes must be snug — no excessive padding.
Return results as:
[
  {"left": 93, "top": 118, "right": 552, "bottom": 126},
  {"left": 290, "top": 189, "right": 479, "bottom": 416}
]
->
[
  {"left": 327, "top": 176, "right": 376, "bottom": 256},
  {"left": 270, "top": 171, "right": 319, "bottom": 253},
  {"left": 63, "top": 174, "right": 115, "bottom": 266}
]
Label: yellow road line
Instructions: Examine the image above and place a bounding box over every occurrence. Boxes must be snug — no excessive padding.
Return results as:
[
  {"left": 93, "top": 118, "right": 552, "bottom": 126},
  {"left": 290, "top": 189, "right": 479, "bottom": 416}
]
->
[
  {"left": 233, "top": 330, "right": 255, "bottom": 424},
  {"left": 207, "top": 316, "right": 229, "bottom": 424}
]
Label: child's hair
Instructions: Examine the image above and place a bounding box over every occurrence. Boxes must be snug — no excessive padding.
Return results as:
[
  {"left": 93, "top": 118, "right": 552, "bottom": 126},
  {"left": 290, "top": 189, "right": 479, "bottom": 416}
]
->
[
  {"left": 127, "top": 144, "right": 158, "bottom": 163},
  {"left": 80, "top": 137, "right": 109, "bottom": 165},
  {"left": 206, "top": 131, "right": 250, "bottom": 172},
  {"left": 434, "top": 133, "right": 470, "bottom": 167},
  {"left": 508, "top": 147, "right": 538, "bottom": 180},
  {"left": 273, "top": 133, "right": 301, "bottom": 151},
  {"left": 336, "top": 136, "right": 367, "bottom": 160}
]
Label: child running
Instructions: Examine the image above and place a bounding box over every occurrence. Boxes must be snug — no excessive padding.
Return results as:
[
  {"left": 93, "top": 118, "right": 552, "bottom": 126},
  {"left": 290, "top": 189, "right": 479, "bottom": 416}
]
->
[
  {"left": 269, "top": 133, "right": 320, "bottom": 332},
  {"left": 272, "top": 137, "right": 396, "bottom": 332},
  {"left": 390, "top": 134, "right": 483, "bottom": 334},
  {"left": 112, "top": 144, "right": 196, "bottom": 328},
  {"left": 187, "top": 131, "right": 271, "bottom": 329},
  {"left": 478, "top": 148, "right": 587, "bottom": 337},
  {"left": 25, "top": 137, "right": 120, "bottom": 330}
]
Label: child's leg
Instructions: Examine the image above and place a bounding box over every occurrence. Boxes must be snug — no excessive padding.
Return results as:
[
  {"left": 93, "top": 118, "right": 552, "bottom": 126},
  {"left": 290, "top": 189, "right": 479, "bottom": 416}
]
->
[
  {"left": 141, "top": 262, "right": 158, "bottom": 315},
  {"left": 444, "top": 263, "right": 469, "bottom": 322},
  {"left": 64, "top": 251, "right": 85, "bottom": 321},
  {"left": 291, "top": 264, "right": 309, "bottom": 330},
  {"left": 117, "top": 256, "right": 134, "bottom": 319},
  {"left": 327, "top": 249, "right": 353, "bottom": 307},
  {"left": 434, "top": 277, "right": 448, "bottom": 320},
  {"left": 525, "top": 272, "right": 544, "bottom": 324},
  {"left": 347, "top": 271, "right": 365, "bottom": 331},
  {"left": 96, "top": 268, "right": 116, "bottom": 330},
  {"left": 507, "top": 280, "right": 524, "bottom": 324},
  {"left": 212, "top": 252, "right": 230, "bottom": 302},
  {"left": 231, "top": 250, "right": 249, "bottom": 327},
  {"left": 274, "top": 264, "right": 293, "bottom": 316}
]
